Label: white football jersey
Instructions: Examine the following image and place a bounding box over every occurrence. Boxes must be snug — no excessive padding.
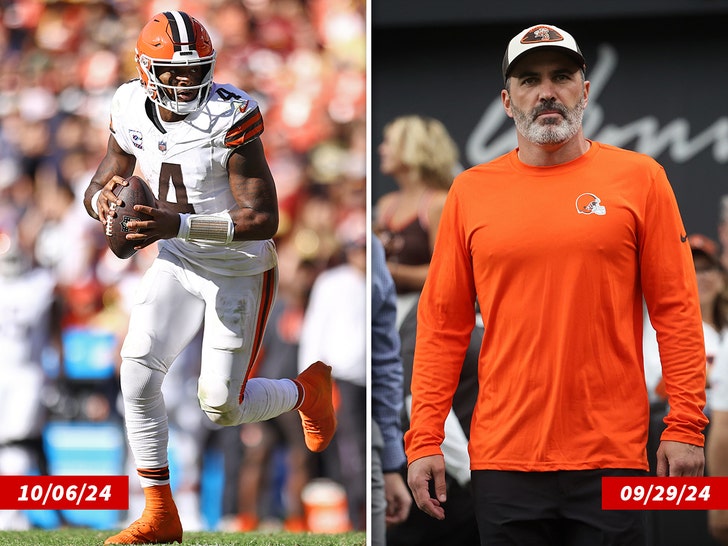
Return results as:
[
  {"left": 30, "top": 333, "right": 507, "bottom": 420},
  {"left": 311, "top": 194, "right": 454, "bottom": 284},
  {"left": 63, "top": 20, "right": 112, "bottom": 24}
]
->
[{"left": 109, "top": 80, "right": 277, "bottom": 276}]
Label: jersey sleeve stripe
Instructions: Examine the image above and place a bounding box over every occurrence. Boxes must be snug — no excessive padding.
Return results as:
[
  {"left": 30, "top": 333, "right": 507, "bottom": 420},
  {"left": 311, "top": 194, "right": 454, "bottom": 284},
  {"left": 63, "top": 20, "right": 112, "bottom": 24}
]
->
[
  {"left": 224, "top": 108, "right": 264, "bottom": 148},
  {"left": 225, "top": 112, "right": 263, "bottom": 146}
]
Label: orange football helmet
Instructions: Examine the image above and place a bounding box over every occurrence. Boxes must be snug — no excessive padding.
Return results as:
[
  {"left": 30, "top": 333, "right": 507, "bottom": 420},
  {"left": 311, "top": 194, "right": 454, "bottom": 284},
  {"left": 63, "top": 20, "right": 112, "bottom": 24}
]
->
[{"left": 135, "top": 11, "right": 216, "bottom": 114}]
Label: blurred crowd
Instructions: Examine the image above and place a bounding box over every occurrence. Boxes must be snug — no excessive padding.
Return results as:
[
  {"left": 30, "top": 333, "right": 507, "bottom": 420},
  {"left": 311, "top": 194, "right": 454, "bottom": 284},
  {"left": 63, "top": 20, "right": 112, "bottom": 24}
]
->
[{"left": 0, "top": 0, "right": 366, "bottom": 533}]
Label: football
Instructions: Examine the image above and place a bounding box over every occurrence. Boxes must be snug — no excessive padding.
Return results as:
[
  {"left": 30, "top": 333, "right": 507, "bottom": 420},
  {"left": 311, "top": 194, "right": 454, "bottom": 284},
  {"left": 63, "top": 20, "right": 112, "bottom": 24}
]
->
[{"left": 105, "top": 175, "right": 156, "bottom": 259}]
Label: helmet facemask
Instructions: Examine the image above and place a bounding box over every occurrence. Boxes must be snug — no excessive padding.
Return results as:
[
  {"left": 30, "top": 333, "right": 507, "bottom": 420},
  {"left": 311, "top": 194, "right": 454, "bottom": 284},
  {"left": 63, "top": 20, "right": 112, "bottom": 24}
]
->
[{"left": 136, "top": 51, "right": 216, "bottom": 115}]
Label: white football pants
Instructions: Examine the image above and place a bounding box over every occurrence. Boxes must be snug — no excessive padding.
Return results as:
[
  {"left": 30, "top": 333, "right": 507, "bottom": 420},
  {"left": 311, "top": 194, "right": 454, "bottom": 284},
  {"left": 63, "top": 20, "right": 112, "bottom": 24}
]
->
[{"left": 119, "top": 252, "right": 299, "bottom": 484}]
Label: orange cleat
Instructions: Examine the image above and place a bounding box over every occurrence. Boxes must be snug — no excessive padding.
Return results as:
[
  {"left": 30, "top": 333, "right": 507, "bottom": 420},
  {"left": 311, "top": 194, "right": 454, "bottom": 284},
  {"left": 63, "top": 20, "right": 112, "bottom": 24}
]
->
[
  {"left": 104, "top": 484, "right": 182, "bottom": 544},
  {"left": 294, "top": 361, "right": 337, "bottom": 452}
]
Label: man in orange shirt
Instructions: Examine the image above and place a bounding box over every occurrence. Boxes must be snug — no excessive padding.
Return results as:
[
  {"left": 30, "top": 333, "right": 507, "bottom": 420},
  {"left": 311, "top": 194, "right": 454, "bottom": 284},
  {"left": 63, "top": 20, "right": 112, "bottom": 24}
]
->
[{"left": 405, "top": 23, "right": 708, "bottom": 545}]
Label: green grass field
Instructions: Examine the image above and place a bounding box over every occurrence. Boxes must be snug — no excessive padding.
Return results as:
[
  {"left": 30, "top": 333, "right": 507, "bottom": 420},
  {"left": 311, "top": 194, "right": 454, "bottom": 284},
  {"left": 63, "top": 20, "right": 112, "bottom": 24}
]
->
[{"left": 0, "top": 529, "right": 367, "bottom": 546}]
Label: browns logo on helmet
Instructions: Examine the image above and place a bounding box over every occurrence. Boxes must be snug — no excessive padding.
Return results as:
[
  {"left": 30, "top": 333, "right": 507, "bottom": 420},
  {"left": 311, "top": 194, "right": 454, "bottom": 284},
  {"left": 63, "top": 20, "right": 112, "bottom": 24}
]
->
[{"left": 135, "top": 11, "right": 216, "bottom": 114}]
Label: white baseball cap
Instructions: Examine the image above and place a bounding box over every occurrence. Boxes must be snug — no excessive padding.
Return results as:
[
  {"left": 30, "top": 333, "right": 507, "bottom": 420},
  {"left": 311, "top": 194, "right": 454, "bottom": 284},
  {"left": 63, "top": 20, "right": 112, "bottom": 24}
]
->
[{"left": 502, "top": 24, "right": 586, "bottom": 84}]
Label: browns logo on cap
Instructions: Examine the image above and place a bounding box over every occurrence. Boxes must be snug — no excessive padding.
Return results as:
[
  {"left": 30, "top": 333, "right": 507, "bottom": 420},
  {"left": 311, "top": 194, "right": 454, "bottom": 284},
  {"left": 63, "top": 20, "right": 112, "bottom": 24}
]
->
[{"left": 521, "top": 25, "right": 566, "bottom": 44}]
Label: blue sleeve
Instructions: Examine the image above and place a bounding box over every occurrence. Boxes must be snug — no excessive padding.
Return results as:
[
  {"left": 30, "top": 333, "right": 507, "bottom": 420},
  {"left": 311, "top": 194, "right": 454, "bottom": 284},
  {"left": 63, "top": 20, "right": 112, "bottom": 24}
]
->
[{"left": 370, "top": 235, "right": 407, "bottom": 471}]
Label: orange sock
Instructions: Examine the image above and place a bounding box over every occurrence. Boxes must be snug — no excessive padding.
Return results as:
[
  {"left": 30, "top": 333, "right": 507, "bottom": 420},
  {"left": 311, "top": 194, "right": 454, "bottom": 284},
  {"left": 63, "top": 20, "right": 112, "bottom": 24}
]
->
[{"left": 140, "top": 483, "right": 175, "bottom": 513}]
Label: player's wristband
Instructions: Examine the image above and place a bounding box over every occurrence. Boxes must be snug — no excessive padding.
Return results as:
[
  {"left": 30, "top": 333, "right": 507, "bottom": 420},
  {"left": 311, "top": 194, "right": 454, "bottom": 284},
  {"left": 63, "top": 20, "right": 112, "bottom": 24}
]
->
[
  {"left": 177, "top": 212, "right": 235, "bottom": 245},
  {"left": 91, "top": 189, "right": 103, "bottom": 215}
]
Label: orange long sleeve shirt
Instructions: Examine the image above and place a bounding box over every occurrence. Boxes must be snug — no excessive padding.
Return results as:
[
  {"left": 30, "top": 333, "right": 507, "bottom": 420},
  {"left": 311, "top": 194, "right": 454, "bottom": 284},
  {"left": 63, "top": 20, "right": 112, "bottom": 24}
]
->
[{"left": 405, "top": 141, "right": 708, "bottom": 471}]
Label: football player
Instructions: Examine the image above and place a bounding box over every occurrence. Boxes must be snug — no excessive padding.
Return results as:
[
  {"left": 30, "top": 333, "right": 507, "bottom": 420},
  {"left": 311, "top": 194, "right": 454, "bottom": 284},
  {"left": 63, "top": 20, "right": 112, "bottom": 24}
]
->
[
  {"left": 0, "top": 231, "right": 57, "bottom": 530},
  {"left": 82, "top": 11, "right": 336, "bottom": 545}
]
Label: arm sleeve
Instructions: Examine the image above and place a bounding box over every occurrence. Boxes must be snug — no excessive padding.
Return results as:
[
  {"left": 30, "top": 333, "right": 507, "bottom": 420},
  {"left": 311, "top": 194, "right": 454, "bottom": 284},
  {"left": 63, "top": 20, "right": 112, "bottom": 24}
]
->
[
  {"left": 404, "top": 183, "right": 477, "bottom": 463},
  {"left": 640, "top": 165, "right": 708, "bottom": 445},
  {"left": 371, "top": 236, "right": 407, "bottom": 471}
]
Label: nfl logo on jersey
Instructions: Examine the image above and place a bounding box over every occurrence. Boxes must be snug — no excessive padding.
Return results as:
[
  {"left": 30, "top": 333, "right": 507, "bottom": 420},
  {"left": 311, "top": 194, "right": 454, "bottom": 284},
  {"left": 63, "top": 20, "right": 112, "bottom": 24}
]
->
[{"left": 158, "top": 140, "right": 167, "bottom": 152}]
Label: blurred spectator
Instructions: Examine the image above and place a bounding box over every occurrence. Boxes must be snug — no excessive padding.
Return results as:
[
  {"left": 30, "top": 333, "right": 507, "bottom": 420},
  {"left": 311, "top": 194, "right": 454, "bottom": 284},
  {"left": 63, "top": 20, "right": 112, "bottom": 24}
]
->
[
  {"left": 709, "top": 334, "right": 728, "bottom": 545},
  {"left": 0, "top": 229, "right": 59, "bottom": 530},
  {"left": 717, "top": 195, "right": 728, "bottom": 272},
  {"left": 643, "top": 234, "right": 726, "bottom": 546},
  {"left": 53, "top": 277, "right": 124, "bottom": 424},
  {"left": 298, "top": 212, "right": 367, "bottom": 531},
  {"left": 370, "top": 234, "right": 411, "bottom": 546},
  {"left": 644, "top": 233, "right": 728, "bottom": 416},
  {"left": 0, "top": 0, "right": 365, "bottom": 531},
  {"left": 373, "top": 115, "right": 459, "bottom": 327},
  {"left": 386, "top": 296, "right": 481, "bottom": 546}
]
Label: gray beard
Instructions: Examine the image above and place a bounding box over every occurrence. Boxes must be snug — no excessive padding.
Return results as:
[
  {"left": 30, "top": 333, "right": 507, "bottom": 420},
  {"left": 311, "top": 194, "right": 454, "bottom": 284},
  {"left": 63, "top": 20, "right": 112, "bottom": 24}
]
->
[{"left": 512, "top": 99, "right": 585, "bottom": 145}]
